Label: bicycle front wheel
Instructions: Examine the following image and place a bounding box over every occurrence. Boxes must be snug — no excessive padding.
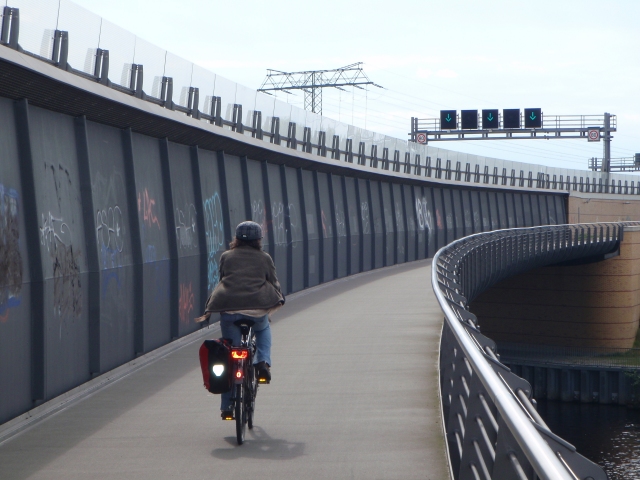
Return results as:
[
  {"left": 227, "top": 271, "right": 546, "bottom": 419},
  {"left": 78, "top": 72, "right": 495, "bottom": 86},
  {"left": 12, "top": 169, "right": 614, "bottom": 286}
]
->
[{"left": 235, "top": 383, "right": 246, "bottom": 445}]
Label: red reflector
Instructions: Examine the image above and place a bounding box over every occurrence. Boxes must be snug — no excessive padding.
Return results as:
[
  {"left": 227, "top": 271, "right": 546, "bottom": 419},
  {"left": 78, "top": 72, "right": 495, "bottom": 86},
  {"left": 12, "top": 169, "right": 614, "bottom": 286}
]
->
[
  {"left": 231, "top": 350, "right": 248, "bottom": 359},
  {"left": 236, "top": 371, "right": 243, "bottom": 378}
]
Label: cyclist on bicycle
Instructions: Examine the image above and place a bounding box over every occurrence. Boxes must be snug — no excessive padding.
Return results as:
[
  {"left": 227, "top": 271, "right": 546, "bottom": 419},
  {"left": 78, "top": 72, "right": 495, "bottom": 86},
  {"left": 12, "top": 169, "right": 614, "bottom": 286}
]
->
[{"left": 197, "top": 221, "right": 284, "bottom": 419}]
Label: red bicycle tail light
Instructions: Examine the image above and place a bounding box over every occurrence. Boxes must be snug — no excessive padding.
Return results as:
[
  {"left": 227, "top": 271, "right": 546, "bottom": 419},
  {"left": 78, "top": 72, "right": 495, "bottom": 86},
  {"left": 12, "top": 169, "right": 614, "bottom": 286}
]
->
[
  {"left": 236, "top": 371, "right": 243, "bottom": 379},
  {"left": 231, "top": 349, "right": 249, "bottom": 360}
]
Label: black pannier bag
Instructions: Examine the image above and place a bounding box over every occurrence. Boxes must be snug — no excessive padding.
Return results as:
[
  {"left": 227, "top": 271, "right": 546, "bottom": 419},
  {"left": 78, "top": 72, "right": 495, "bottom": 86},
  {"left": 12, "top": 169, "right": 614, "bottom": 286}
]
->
[{"left": 199, "top": 338, "right": 232, "bottom": 394}]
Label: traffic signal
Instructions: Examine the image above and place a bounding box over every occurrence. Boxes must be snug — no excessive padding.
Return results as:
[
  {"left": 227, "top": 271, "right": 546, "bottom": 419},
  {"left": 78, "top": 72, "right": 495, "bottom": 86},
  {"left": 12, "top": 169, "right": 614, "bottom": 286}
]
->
[
  {"left": 482, "top": 109, "right": 499, "bottom": 129},
  {"left": 440, "top": 110, "right": 457, "bottom": 130},
  {"left": 503, "top": 109, "right": 520, "bottom": 129},
  {"left": 460, "top": 110, "right": 478, "bottom": 130},
  {"left": 524, "top": 108, "right": 542, "bottom": 128}
]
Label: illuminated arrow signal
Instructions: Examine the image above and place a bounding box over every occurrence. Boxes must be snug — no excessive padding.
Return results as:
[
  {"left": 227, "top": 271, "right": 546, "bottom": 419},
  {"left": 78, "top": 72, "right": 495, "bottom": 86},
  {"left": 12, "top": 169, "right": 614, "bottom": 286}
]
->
[
  {"left": 482, "top": 109, "right": 499, "bottom": 128},
  {"left": 440, "top": 110, "right": 457, "bottom": 129},
  {"left": 524, "top": 108, "right": 542, "bottom": 128}
]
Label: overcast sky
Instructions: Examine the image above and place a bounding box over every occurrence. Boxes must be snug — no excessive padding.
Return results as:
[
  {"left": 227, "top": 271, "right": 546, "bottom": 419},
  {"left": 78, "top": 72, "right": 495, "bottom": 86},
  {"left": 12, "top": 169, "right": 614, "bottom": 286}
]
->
[{"left": 63, "top": 0, "right": 640, "bottom": 171}]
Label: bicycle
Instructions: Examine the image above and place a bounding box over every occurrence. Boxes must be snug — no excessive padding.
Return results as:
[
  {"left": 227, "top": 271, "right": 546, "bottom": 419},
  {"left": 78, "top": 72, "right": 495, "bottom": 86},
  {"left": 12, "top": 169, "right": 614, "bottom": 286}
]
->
[{"left": 229, "top": 319, "right": 259, "bottom": 445}]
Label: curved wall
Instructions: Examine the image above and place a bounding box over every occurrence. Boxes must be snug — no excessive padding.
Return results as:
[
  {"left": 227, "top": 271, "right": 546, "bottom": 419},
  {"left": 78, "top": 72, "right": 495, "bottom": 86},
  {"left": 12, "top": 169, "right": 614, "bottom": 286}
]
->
[{"left": 0, "top": 92, "right": 568, "bottom": 425}]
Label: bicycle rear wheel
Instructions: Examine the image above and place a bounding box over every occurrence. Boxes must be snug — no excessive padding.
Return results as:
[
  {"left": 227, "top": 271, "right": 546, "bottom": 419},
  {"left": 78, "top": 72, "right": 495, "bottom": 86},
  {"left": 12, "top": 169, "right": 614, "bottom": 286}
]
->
[{"left": 235, "top": 384, "right": 246, "bottom": 445}]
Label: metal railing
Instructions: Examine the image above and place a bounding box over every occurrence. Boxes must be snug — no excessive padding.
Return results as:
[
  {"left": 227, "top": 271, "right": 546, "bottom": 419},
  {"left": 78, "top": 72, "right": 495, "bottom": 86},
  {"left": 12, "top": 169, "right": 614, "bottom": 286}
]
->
[
  {"left": 589, "top": 156, "right": 640, "bottom": 172},
  {"left": 1, "top": 3, "right": 639, "bottom": 196},
  {"left": 432, "top": 223, "right": 633, "bottom": 480}
]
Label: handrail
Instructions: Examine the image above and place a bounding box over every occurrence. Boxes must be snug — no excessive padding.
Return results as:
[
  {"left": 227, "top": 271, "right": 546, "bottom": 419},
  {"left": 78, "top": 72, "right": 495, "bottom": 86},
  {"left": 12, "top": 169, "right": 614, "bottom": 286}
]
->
[{"left": 431, "top": 223, "right": 634, "bottom": 479}]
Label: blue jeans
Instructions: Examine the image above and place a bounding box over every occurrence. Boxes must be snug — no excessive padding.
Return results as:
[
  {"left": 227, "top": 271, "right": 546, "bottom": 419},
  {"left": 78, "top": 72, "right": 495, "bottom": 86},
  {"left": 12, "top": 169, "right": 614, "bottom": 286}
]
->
[{"left": 219, "top": 313, "right": 271, "bottom": 410}]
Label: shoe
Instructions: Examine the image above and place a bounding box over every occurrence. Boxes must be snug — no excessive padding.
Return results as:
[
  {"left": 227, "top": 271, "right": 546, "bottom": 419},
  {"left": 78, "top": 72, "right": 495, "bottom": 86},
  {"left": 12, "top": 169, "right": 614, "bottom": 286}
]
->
[
  {"left": 255, "top": 361, "right": 271, "bottom": 384},
  {"left": 221, "top": 409, "right": 234, "bottom": 420}
]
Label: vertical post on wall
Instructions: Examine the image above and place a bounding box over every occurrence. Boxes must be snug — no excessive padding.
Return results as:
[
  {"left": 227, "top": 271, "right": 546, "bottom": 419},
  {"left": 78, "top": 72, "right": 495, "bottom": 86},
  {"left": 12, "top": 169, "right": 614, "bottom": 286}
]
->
[
  {"left": 261, "top": 160, "right": 275, "bottom": 259},
  {"left": 190, "top": 146, "right": 208, "bottom": 317},
  {"left": 341, "top": 176, "right": 352, "bottom": 276},
  {"left": 378, "top": 182, "right": 393, "bottom": 267},
  {"left": 358, "top": 142, "right": 366, "bottom": 165},
  {"left": 14, "top": 98, "right": 45, "bottom": 403},
  {"left": 409, "top": 185, "right": 418, "bottom": 260},
  {"left": 279, "top": 165, "right": 293, "bottom": 294},
  {"left": 8, "top": 7, "right": 19, "bottom": 49},
  {"left": 271, "top": 117, "right": 280, "bottom": 145},
  {"left": 239, "top": 156, "right": 252, "bottom": 221},
  {"left": 389, "top": 184, "right": 397, "bottom": 265},
  {"left": 1, "top": 7, "right": 12, "bottom": 44},
  {"left": 429, "top": 187, "right": 438, "bottom": 254},
  {"left": 287, "top": 122, "right": 296, "bottom": 149},
  {"left": 312, "top": 171, "right": 324, "bottom": 283},
  {"left": 296, "top": 168, "right": 309, "bottom": 289},
  {"left": 122, "top": 128, "right": 145, "bottom": 355},
  {"left": 355, "top": 179, "right": 364, "bottom": 273},
  {"left": 216, "top": 151, "right": 233, "bottom": 246},
  {"left": 400, "top": 185, "right": 410, "bottom": 262},
  {"left": 134, "top": 65, "right": 144, "bottom": 99},
  {"left": 329, "top": 174, "right": 338, "bottom": 280},
  {"left": 367, "top": 180, "right": 376, "bottom": 269},
  {"left": 158, "top": 138, "right": 179, "bottom": 340},
  {"left": 74, "top": 116, "right": 101, "bottom": 375},
  {"left": 99, "top": 50, "right": 110, "bottom": 85},
  {"left": 52, "top": 30, "right": 69, "bottom": 70}
]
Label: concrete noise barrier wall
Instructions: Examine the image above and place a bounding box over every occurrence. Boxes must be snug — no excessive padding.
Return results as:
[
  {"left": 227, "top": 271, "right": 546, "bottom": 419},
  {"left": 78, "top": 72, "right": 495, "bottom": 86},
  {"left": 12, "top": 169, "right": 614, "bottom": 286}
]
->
[{"left": 0, "top": 95, "right": 567, "bottom": 425}]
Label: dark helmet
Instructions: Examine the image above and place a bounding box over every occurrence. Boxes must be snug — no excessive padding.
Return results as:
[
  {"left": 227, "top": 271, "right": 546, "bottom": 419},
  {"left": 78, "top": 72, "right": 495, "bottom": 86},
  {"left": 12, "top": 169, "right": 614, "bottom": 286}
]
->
[{"left": 235, "top": 221, "right": 263, "bottom": 241}]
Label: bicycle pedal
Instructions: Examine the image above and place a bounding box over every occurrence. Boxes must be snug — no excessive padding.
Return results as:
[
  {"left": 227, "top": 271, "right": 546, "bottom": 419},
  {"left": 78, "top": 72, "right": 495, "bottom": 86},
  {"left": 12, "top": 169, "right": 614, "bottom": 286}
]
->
[
  {"left": 258, "top": 378, "right": 270, "bottom": 384},
  {"left": 221, "top": 412, "right": 234, "bottom": 421}
]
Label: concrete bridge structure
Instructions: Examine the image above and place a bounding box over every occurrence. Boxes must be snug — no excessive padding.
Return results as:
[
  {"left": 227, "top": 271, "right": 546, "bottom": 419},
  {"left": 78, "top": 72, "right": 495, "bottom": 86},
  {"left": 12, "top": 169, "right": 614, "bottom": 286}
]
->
[{"left": 1, "top": 3, "right": 639, "bottom": 479}]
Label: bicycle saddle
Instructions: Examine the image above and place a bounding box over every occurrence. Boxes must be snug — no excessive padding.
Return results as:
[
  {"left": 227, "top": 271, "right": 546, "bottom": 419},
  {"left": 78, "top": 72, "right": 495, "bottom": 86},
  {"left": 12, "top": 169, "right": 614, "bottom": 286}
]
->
[{"left": 233, "top": 319, "right": 256, "bottom": 328}]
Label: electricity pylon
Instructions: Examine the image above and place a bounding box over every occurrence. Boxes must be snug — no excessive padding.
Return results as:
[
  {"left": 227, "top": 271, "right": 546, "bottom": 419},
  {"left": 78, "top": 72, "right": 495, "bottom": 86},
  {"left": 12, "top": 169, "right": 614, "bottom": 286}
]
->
[{"left": 257, "top": 62, "right": 382, "bottom": 115}]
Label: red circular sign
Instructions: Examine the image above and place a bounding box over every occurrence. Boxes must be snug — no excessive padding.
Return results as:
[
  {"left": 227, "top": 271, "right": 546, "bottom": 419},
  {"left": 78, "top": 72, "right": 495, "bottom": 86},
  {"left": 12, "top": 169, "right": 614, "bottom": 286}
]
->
[
  {"left": 416, "top": 132, "right": 427, "bottom": 144},
  {"left": 588, "top": 129, "right": 600, "bottom": 141}
]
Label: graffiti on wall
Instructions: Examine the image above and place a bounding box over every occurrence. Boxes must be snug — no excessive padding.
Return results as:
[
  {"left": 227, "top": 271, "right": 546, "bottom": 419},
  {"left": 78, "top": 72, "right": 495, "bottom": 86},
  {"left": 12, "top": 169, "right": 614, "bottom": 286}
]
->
[
  {"left": 175, "top": 203, "right": 197, "bottom": 250},
  {"left": 335, "top": 210, "right": 347, "bottom": 243},
  {"left": 321, "top": 210, "right": 329, "bottom": 238},
  {"left": 361, "top": 202, "right": 370, "bottom": 234},
  {"left": 96, "top": 206, "right": 124, "bottom": 256},
  {"left": 138, "top": 188, "right": 161, "bottom": 229},
  {"left": 271, "top": 201, "right": 301, "bottom": 248},
  {"left": 415, "top": 196, "right": 433, "bottom": 236},
  {"left": 203, "top": 193, "right": 224, "bottom": 291},
  {"left": 96, "top": 205, "right": 125, "bottom": 297},
  {"left": 251, "top": 200, "right": 268, "bottom": 237},
  {"left": 178, "top": 282, "right": 194, "bottom": 325},
  {"left": 41, "top": 211, "right": 82, "bottom": 318},
  {"left": 0, "top": 185, "right": 23, "bottom": 323}
]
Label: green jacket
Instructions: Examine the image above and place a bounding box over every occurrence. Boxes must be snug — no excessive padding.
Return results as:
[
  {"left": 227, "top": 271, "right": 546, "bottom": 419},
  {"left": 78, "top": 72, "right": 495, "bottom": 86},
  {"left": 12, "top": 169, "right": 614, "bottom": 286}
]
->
[{"left": 205, "top": 245, "right": 284, "bottom": 313}]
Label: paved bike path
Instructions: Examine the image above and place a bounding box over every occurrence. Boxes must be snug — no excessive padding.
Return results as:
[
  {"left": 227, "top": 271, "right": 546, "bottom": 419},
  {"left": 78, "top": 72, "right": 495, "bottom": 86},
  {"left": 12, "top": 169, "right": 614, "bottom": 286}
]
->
[{"left": 0, "top": 260, "right": 448, "bottom": 480}]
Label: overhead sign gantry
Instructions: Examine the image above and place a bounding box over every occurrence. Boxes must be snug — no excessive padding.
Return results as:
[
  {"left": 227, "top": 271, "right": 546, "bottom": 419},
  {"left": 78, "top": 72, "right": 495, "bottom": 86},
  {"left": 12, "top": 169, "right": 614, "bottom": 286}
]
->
[{"left": 410, "top": 110, "right": 617, "bottom": 171}]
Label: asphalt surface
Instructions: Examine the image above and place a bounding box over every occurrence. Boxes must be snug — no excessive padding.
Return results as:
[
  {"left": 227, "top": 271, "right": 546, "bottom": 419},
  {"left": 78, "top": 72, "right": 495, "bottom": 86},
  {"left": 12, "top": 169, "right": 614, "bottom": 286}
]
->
[{"left": 0, "top": 260, "right": 449, "bottom": 480}]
